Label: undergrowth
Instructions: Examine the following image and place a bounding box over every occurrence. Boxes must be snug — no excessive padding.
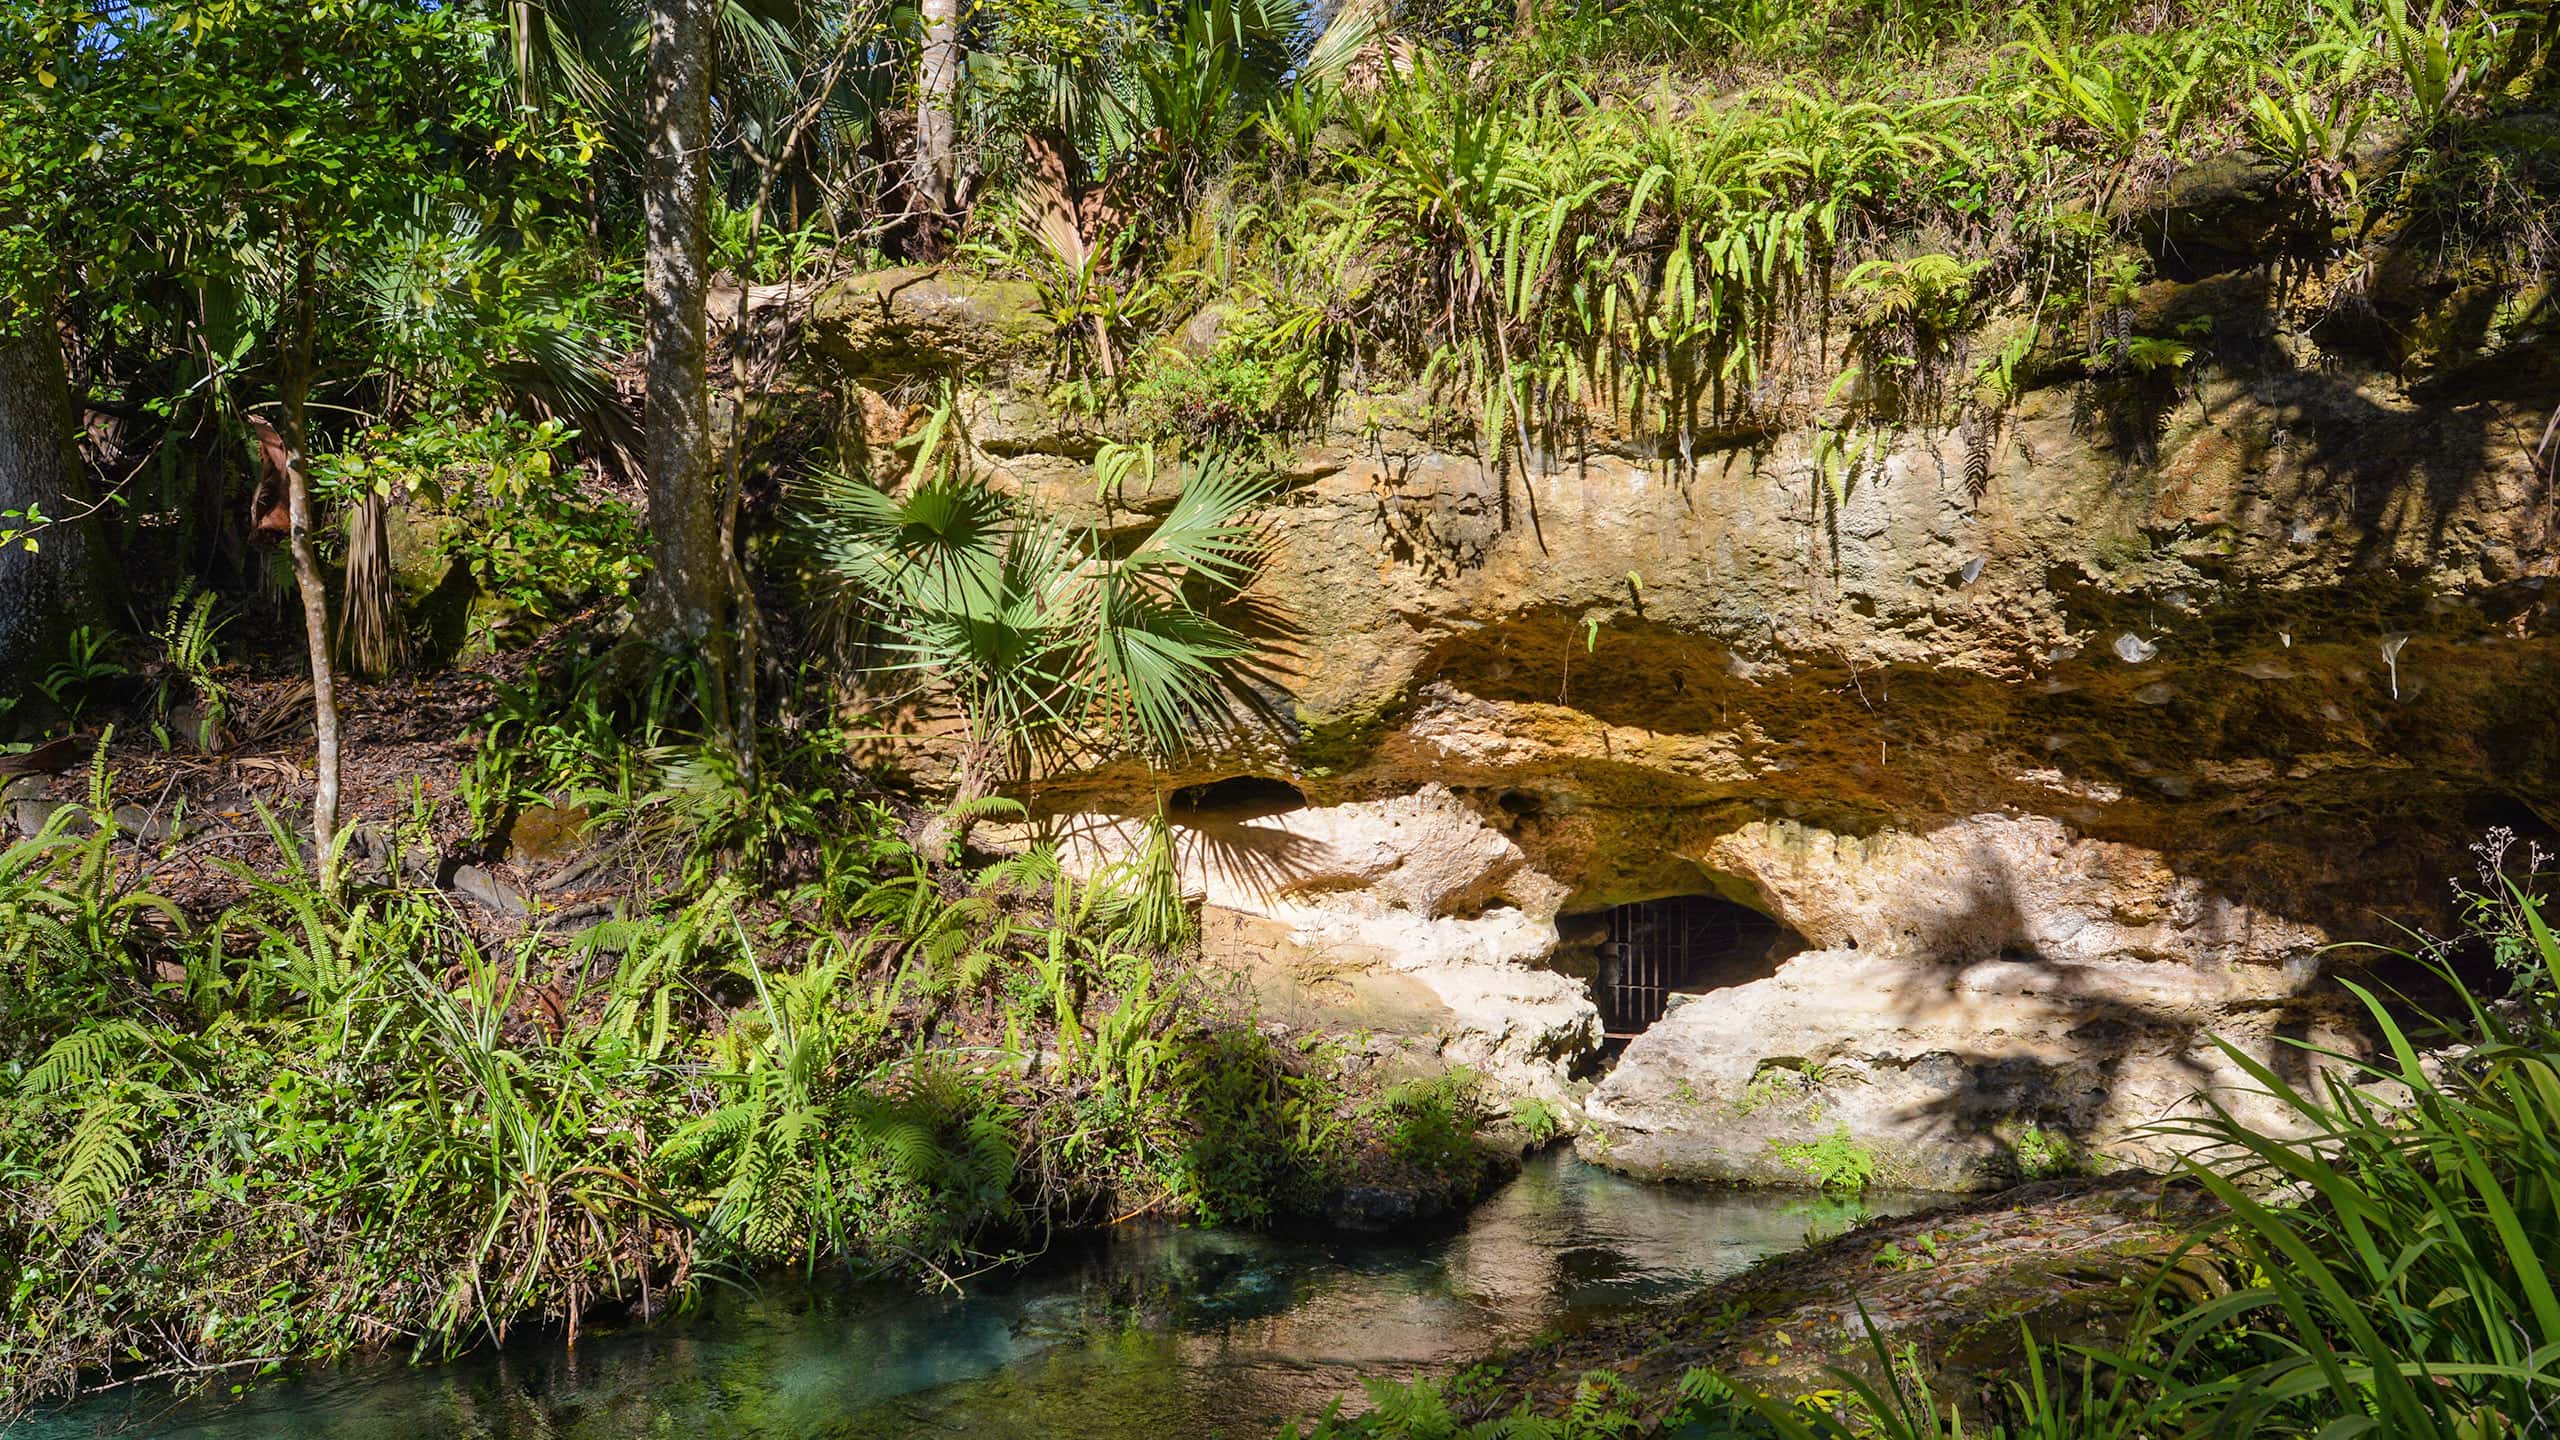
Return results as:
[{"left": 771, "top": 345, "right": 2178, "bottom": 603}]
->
[
  {"left": 0, "top": 661, "right": 1500, "bottom": 1418},
  {"left": 976, "top": 0, "right": 2560, "bottom": 508}
]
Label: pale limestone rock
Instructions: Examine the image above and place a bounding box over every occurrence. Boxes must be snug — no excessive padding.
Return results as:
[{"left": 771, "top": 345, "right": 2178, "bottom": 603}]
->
[
  {"left": 1574, "top": 812, "right": 2349, "bottom": 1189},
  {"left": 1577, "top": 944, "right": 2360, "bottom": 1191},
  {"left": 809, "top": 254, "right": 2560, "bottom": 1189},
  {"left": 1022, "top": 786, "right": 1597, "bottom": 1106},
  {"left": 1692, "top": 814, "right": 2327, "bottom": 968}
]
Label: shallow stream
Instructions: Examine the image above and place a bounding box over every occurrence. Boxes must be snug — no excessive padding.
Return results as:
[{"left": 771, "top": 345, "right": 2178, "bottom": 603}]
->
[{"left": 30, "top": 1156, "right": 1916, "bottom": 1439}]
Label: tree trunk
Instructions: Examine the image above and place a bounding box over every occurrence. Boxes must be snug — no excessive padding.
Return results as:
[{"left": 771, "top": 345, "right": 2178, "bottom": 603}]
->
[
  {"left": 278, "top": 238, "right": 343, "bottom": 868},
  {"left": 0, "top": 314, "right": 110, "bottom": 697},
  {"left": 911, "top": 0, "right": 961, "bottom": 242},
  {"left": 641, "top": 0, "right": 732, "bottom": 724}
]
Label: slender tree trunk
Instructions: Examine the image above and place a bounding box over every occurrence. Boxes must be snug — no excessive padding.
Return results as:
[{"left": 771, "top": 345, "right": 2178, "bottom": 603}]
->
[
  {"left": 278, "top": 237, "right": 343, "bottom": 867},
  {"left": 642, "top": 0, "right": 733, "bottom": 733},
  {"left": 911, "top": 0, "right": 961, "bottom": 241},
  {"left": 0, "top": 311, "right": 110, "bottom": 697}
]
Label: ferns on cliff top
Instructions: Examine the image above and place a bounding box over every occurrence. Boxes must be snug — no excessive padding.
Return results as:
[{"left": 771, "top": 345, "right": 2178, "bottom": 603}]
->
[{"left": 1128, "top": 0, "right": 2553, "bottom": 466}]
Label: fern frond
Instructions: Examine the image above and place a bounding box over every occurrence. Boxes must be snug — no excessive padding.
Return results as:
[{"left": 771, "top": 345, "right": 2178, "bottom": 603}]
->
[
  {"left": 49, "top": 1094, "right": 143, "bottom": 1228},
  {"left": 657, "top": 1100, "right": 762, "bottom": 1171},
  {"left": 22, "top": 1021, "right": 146, "bottom": 1094}
]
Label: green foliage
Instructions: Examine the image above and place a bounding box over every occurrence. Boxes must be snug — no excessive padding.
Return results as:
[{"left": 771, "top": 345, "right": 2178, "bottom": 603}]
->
[
  {"left": 657, "top": 933, "right": 1019, "bottom": 1265},
  {"left": 316, "top": 413, "right": 644, "bottom": 623},
  {"left": 1372, "top": 1070, "right": 1490, "bottom": 1172},
  {"left": 2148, "top": 957, "right": 2560, "bottom": 1436},
  {"left": 1243, "top": 57, "right": 1988, "bottom": 461},
  {"left": 1508, "top": 1096, "right": 1563, "bottom": 1145},
  {"left": 972, "top": 0, "right": 1367, "bottom": 211},
  {"left": 462, "top": 652, "right": 670, "bottom": 837},
  {"left": 147, "top": 582, "right": 230, "bottom": 751},
  {"left": 2246, "top": 58, "right": 2375, "bottom": 202},
  {"left": 1160, "top": 1027, "right": 1353, "bottom": 1227},
  {"left": 2454, "top": 827, "right": 2555, "bottom": 1012},
  {"left": 797, "top": 407, "right": 1276, "bottom": 781},
  {"left": 1129, "top": 313, "right": 1339, "bottom": 437},
  {"left": 0, "top": 798, "right": 185, "bottom": 1047},
  {"left": 1104, "top": 809, "right": 1197, "bottom": 952},
  {"left": 3, "top": 0, "right": 598, "bottom": 440},
  {"left": 1283, "top": 1367, "right": 1731, "bottom": 1438},
  {"left": 33, "top": 626, "right": 124, "bottom": 721},
  {"left": 2008, "top": 1122, "right": 2085, "bottom": 1181},
  {"left": 1844, "top": 252, "right": 1986, "bottom": 409},
  {"left": 1870, "top": 1231, "right": 1943, "bottom": 1272},
  {"left": 0, "top": 716, "right": 1421, "bottom": 1412},
  {"left": 1027, "top": 0, "right": 2560, "bottom": 483},
  {"left": 1736, "top": 1058, "right": 1837, "bottom": 1116},
  {"left": 1768, "top": 1124, "right": 1876, "bottom": 1196}
]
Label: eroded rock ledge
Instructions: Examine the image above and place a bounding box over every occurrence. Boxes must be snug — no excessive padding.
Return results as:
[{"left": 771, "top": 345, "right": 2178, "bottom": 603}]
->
[{"left": 823, "top": 220, "right": 2558, "bottom": 1190}]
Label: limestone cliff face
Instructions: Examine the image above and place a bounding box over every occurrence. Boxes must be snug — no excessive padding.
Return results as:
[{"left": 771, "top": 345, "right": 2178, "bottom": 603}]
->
[{"left": 810, "top": 234, "right": 2560, "bottom": 1187}]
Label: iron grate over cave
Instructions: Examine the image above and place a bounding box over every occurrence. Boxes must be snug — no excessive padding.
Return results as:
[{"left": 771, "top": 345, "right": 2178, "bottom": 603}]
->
[{"left": 1597, "top": 895, "right": 1788, "bottom": 1038}]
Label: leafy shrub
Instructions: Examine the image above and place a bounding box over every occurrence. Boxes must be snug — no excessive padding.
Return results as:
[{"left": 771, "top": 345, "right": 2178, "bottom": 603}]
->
[
  {"left": 1768, "top": 1124, "right": 1876, "bottom": 1196},
  {"left": 1374, "top": 1070, "right": 1489, "bottom": 1173},
  {"left": 0, "top": 729, "right": 1388, "bottom": 1415},
  {"left": 314, "top": 412, "right": 644, "bottom": 623},
  {"left": 2453, "top": 826, "right": 2555, "bottom": 1012},
  {"left": 2008, "top": 1122, "right": 2085, "bottom": 1181},
  {"left": 1166, "top": 1027, "right": 1351, "bottom": 1227},
  {"left": 1508, "top": 1096, "right": 1563, "bottom": 1145}
]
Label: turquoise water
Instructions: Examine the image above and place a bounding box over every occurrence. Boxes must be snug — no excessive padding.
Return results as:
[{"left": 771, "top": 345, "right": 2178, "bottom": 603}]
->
[{"left": 25, "top": 1156, "right": 1910, "bottom": 1439}]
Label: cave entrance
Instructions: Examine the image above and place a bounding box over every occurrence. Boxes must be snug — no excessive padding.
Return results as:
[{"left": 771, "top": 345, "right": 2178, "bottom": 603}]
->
[{"left": 1596, "top": 895, "right": 1795, "bottom": 1038}]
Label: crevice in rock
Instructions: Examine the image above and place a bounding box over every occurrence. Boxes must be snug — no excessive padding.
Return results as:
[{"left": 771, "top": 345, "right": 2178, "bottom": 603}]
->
[{"left": 1171, "top": 774, "right": 1308, "bottom": 819}]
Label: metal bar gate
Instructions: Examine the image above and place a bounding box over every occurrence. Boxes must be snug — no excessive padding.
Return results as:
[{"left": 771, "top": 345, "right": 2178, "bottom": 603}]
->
[{"left": 1600, "top": 897, "right": 1764, "bottom": 1037}]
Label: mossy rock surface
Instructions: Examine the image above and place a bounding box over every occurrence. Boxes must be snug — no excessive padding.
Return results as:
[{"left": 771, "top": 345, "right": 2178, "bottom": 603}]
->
[
  {"left": 1456, "top": 1174, "right": 2226, "bottom": 1426},
  {"left": 806, "top": 266, "right": 1048, "bottom": 385}
]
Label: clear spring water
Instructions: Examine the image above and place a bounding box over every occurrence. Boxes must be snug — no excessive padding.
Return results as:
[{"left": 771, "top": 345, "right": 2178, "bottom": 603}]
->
[{"left": 27, "top": 1156, "right": 1916, "bottom": 1440}]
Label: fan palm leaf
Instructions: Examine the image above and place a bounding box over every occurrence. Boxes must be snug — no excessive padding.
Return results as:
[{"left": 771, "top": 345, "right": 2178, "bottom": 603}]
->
[{"left": 795, "top": 420, "right": 1276, "bottom": 777}]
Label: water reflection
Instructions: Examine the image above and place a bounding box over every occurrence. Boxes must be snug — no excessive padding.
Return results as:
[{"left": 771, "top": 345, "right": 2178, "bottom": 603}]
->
[{"left": 30, "top": 1156, "right": 1918, "bottom": 1440}]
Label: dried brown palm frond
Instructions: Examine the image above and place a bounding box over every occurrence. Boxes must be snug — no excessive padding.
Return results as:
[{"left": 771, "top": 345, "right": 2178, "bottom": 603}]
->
[
  {"left": 339, "top": 491, "right": 408, "bottom": 677},
  {"left": 1016, "top": 134, "right": 1118, "bottom": 379}
]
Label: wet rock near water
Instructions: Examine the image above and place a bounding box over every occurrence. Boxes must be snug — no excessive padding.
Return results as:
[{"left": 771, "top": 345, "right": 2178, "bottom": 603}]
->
[
  {"left": 1325, "top": 1143, "right": 1522, "bottom": 1233},
  {"left": 1466, "top": 1173, "right": 2227, "bottom": 1423}
]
